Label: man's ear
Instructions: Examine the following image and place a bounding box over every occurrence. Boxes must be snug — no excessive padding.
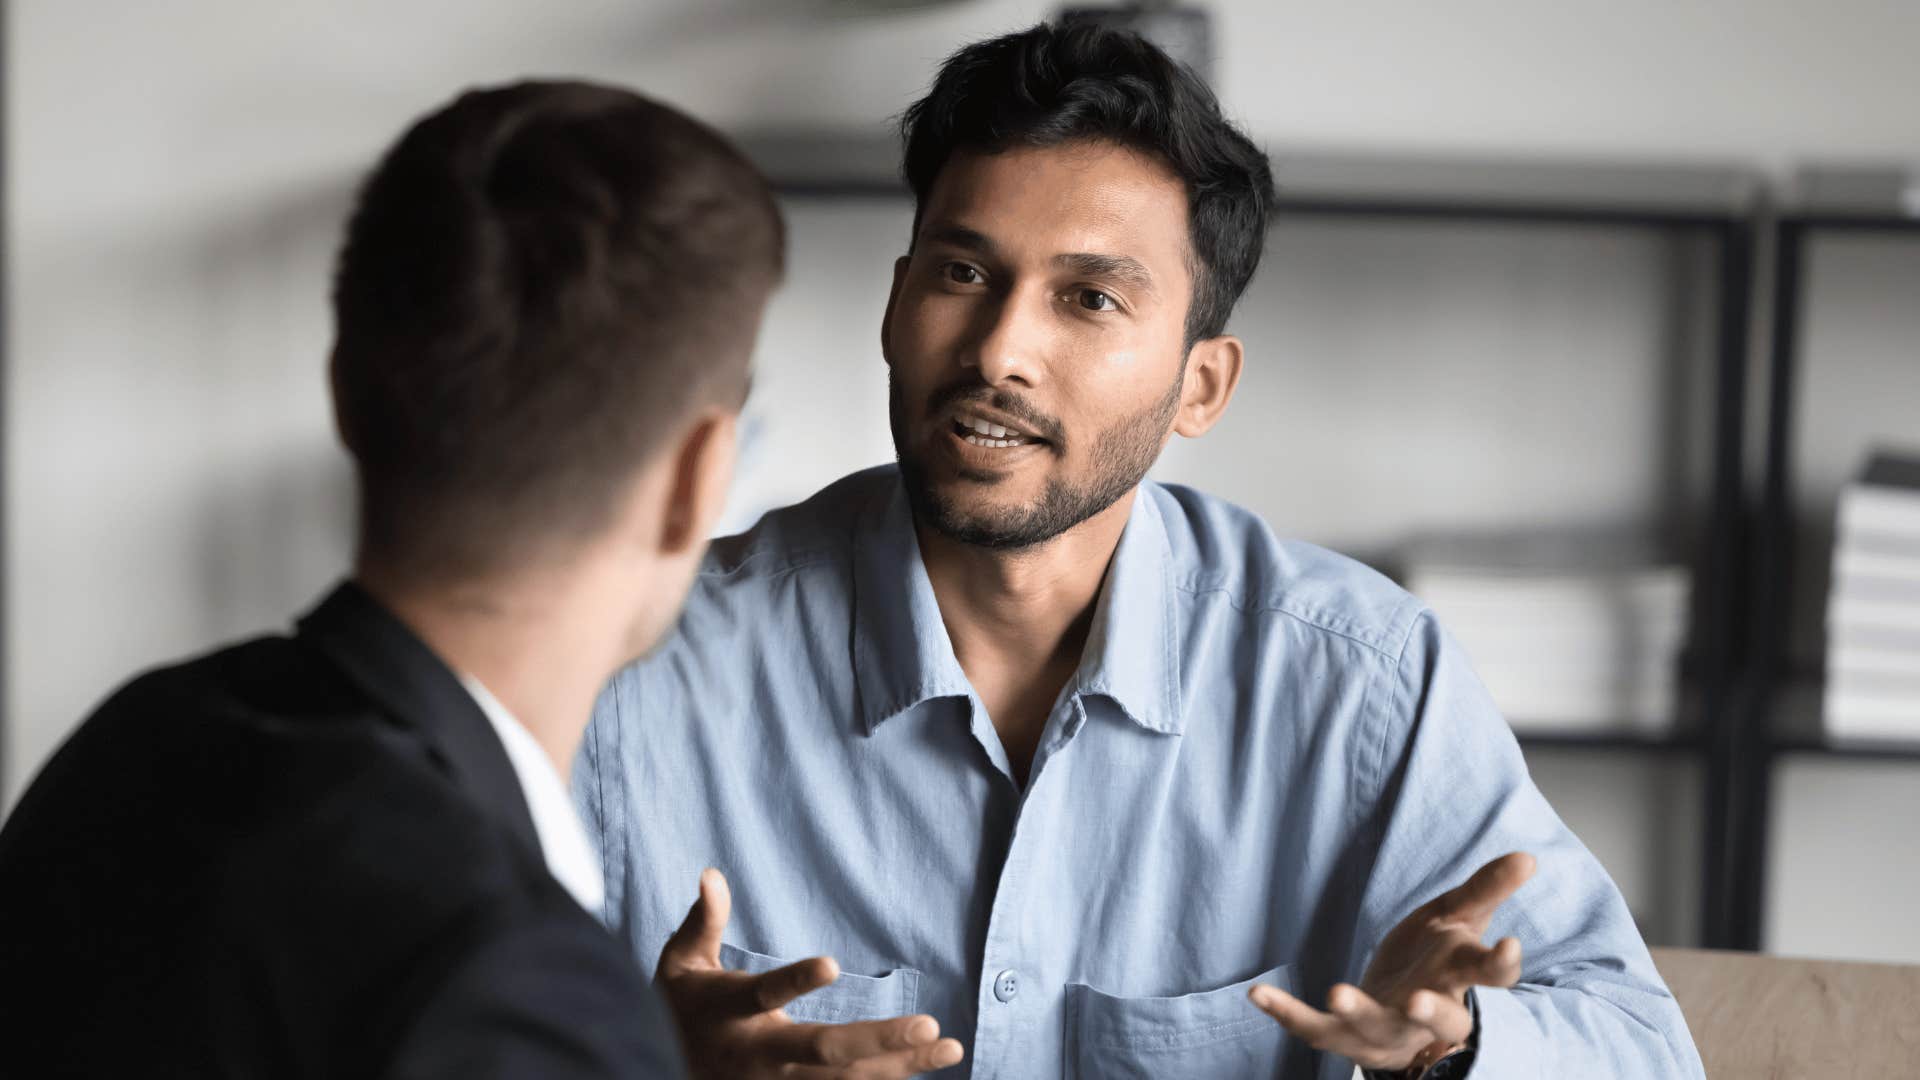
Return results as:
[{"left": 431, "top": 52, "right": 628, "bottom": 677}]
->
[
  {"left": 1173, "top": 334, "right": 1245, "bottom": 439},
  {"left": 327, "top": 348, "right": 360, "bottom": 456},
  {"left": 879, "top": 255, "right": 910, "bottom": 370},
  {"left": 659, "top": 411, "right": 739, "bottom": 557}
]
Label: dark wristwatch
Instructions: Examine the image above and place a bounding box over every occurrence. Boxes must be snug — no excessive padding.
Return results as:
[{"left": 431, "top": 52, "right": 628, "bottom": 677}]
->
[
  {"left": 1402, "top": 1042, "right": 1475, "bottom": 1079},
  {"left": 1361, "top": 1042, "right": 1473, "bottom": 1080}
]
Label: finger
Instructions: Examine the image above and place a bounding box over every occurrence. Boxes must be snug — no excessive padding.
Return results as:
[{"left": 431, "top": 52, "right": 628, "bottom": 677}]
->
[
  {"left": 1437, "top": 939, "right": 1498, "bottom": 989},
  {"left": 726, "top": 955, "right": 839, "bottom": 1017},
  {"left": 1247, "top": 984, "right": 1343, "bottom": 1046},
  {"left": 781, "top": 1037, "right": 964, "bottom": 1079},
  {"left": 1325, "top": 983, "right": 1428, "bottom": 1056},
  {"left": 1437, "top": 935, "right": 1524, "bottom": 991},
  {"left": 1435, "top": 852, "right": 1536, "bottom": 926},
  {"left": 1477, "top": 936, "right": 1523, "bottom": 987},
  {"left": 1405, "top": 988, "right": 1475, "bottom": 1045},
  {"left": 758, "top": 1013, "right": 938, "bottom": 1065},
  {"left": 1251, "top": 984, "right": 1404, "bottom": 1068},
  {"left": 658, "top": 868, "right": 731, "bottom": 977},
  {"left": 853, "top": 1038, "right": 966, "bottom": 1078}
]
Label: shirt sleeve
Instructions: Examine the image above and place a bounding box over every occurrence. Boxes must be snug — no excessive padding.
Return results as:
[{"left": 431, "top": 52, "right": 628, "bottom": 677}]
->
[{"left": 1348, "top": 611, "right": 1705, "bottom": 1079}]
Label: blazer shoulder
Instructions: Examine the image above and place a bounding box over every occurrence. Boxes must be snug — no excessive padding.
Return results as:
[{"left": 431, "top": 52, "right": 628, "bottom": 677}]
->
[
  {"left": 383, "top": 892, "right": 677, "bottom": 1078},
  {"left": 91, "top": 631, "right": 368, "bottom": 732},
  {"left": 0, "top": 633, "right": 611, "bottom": 1077}
]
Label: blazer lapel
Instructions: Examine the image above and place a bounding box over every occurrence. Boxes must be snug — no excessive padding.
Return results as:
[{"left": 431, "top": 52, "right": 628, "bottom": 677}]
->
[{"left": 294, "top": 581, "right": 543, "bottom": 857}]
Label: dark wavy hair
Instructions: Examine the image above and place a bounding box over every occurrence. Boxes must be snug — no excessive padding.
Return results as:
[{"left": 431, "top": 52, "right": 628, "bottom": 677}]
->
[{"left": 901, "top": 21, "right": 1276, "bottom": 345}]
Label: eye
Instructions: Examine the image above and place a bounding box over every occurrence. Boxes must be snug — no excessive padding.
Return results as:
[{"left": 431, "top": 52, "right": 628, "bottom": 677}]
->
[
  {"left": 942, "top": 262, "right": 983, "bottom": 285},
  {"left": 1074, "top": 288, "right": 1117, "bottom": 312}
]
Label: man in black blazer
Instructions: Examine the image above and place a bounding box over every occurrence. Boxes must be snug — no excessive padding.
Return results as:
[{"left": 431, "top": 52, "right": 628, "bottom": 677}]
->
[{"left": 0, "top": 80, "right": 828, "bottom": 1077}]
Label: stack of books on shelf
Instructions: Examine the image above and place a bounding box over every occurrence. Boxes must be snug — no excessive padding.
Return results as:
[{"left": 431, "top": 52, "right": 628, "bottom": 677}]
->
[
  {"left": 1402, "top": 532, "right": 1690, "bottom": 736},
  {"left": 1824, "top": 451, "right": 1920, "bottom": 740}
]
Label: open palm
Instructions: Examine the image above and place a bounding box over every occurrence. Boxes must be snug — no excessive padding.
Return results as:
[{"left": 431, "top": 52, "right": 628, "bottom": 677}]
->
[{"left": 1250, "top": 852, "right": 1536, "bottom": 1073}]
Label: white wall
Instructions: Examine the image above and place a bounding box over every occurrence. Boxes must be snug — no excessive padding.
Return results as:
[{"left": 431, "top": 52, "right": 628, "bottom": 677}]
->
[
  {"left": 1766, "top": 755, "right": 1920, "bottom": 963},
  {"left": 8, "top": 0, "right": 1920, "bottom": 956}
]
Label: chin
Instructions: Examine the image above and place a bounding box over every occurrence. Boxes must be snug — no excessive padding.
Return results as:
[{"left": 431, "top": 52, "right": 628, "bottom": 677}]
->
[{"left": 934, "top": 479, "right": 1041, "bottom": 518}]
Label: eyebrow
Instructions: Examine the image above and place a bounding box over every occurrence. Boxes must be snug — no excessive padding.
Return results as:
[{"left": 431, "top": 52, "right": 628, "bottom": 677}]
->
[
  {"left": 921, "top": 224, "right": 1158, "bottom": 298},
  {"left": 921, "top": 224, "right": 997, "bottom": 255},
  {"left": 1053, "top": 251, "right": 1157, "bottom": 298}
]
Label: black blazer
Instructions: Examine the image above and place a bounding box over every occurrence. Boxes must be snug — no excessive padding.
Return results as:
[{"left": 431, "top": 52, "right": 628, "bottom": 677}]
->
[{"left": 0, "top": 583, "right": 683, "bottom": 1078}]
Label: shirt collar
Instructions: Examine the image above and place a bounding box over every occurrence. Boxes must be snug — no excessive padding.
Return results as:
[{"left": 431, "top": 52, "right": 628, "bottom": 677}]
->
[
  {"left": 1072, "top": 485, "right": 1186, "bottom": 734},
  {"left": 851, "top": 475, "right": 1186, "bottom": 736},
  {"left": 459, "top": 674, "right": 608, "bottom": 915},
  {"left": 851, "top": 480, "right": 973, "bottom": 733}
]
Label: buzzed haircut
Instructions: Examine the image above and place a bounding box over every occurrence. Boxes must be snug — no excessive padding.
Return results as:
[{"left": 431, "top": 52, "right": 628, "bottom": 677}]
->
[
  {"left": 900, "top": 21, "right": 1275, "bottom": 346},
  {"left": 331, "top": 80, "right": 784, "bottom": 582}
]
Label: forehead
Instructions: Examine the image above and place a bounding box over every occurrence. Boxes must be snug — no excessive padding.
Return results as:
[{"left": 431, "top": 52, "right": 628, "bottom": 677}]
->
[{"left": 918, "top": 140, "right": 1191, "bottom": 272}]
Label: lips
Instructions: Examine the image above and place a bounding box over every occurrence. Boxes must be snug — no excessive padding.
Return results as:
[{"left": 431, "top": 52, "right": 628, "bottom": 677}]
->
[
  {"left": 952, "top": 418, "right": 1036, "bottom": 450},
  {"left": 946, "top": 405, "right": 1049, "bottom": 449}
]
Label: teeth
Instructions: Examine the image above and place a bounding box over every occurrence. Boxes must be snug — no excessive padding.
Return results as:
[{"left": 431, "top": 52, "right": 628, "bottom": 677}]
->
[{"left": 960, "top": 414, "right": 1024, "bottom": 439}]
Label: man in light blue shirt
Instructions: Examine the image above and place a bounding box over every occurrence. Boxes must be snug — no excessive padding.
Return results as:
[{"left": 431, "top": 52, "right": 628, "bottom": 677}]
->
[{"left": 580, "top": 22, "right": 1703, "bottom": 1080}]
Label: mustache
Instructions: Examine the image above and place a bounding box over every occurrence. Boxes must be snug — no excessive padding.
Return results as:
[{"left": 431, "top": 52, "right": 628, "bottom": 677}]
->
[{"left": 924, "top": 382, "right": 1065, "bottom": 445}]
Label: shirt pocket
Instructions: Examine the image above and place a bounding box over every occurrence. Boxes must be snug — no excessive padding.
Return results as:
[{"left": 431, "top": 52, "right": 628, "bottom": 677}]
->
[
  {"left": 718, "top": 941, "right": 922, "bottom": 1025},
  {"left": 1065, "top": 962, "right": 1296, "bottom": 1080}
]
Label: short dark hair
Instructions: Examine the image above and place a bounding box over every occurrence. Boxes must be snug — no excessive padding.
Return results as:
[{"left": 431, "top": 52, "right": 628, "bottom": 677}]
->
[
  {"left": 331, "top": 80, "right": 784, "bottom": 582},
  {"left": 901, "top": 21, "right": 1275, "bottom": 345}
]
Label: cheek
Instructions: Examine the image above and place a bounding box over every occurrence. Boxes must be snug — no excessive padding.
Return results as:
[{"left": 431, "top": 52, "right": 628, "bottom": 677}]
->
[
  {"left": 896, "top": 288, "right": 965, "bottom": 345},
  {"left": 1055, "top": 357, "right": 1179, "bottom": 443},
  {"left": 1089, "top": 348, "right": 1176, "bottom": 401}
]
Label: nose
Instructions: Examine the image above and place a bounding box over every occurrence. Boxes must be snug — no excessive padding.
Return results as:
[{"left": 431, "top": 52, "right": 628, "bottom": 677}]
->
[{"left": 963, "top": 286, "right": 1049, "bottom": 389}]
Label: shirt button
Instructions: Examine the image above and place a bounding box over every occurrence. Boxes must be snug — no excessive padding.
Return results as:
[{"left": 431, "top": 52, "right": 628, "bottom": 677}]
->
[{"left": 993, "top": 969, "right": 1019, "bottom": 1003}]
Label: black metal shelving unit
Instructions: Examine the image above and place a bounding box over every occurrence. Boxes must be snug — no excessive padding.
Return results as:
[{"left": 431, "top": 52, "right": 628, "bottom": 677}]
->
[
  {"left": 743, "top": 132, "right": 1762, "bottom": 949},
  {"left": 1264, "top": 160, "right": 1757, "bottom": 950},
  {"left": 1516, "top": 730, "right": 1707, "bottom": 753},
  {"left": 1739, "top": 166, "right": 1920, "bottom": 951}
]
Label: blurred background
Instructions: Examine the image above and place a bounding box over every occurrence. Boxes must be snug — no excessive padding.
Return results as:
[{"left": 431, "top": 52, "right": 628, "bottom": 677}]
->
[{"left": 4, "top": 0, "right": 1918, "bottom": 964}]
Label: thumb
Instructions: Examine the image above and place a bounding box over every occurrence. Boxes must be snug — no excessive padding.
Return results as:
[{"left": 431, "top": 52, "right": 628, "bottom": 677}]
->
[{"left": 659, "top": 867, "right": 731, "bottom": 976}]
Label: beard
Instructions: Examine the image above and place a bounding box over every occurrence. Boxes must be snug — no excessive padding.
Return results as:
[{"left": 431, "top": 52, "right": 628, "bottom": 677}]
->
[{"left": 890, "top": 368, "right": 1183, "bottom": 551}]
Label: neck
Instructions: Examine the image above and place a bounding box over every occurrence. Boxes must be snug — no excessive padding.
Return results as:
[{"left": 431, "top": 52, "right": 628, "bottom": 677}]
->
[
  {"left": 354, "top": 561, "right": 631, "bottom": 779},
  {"left": 918, "top": 488, "right": 1136, "bottom": 688}
]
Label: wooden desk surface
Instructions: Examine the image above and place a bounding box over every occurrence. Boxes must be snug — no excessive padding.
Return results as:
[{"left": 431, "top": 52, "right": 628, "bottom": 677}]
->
[{"left": 1651, "top": 947, "right": 1920, "bottom": 1076}]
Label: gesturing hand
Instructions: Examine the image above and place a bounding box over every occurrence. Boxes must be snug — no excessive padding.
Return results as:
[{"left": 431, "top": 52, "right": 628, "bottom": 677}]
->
[
  {"left": 656, "top": 868, "right": 965, "bottom": 1079},
  {"left": 1247, "top": 852, "right": 1536, "bottom": 1073}
]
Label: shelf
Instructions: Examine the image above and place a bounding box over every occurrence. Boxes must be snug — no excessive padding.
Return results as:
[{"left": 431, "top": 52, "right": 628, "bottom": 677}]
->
[
  {"left": 738, "top": 130, "right": 1761, "bottom": 227},
  {"left": 1261, "top": 151, "right": 1755, "bottom": 227},
  {"left": 1515, "top": 729, "right": 1702, "bottom": 753},
  {"left": 1782, "top": 165, "right": 1920, "bottom": 232},
  {"left": 1783, "top": 214, "right": 1920, "bottom": 234},
  {"left": 1770, "top": 736, "right": 1920, "bottom": 762},
  {"left": 741, "top": 131, "right": 907, "bottom": 199},
  {"left": 1757, "top": 679, "right": 1920, "bottom": 761}
]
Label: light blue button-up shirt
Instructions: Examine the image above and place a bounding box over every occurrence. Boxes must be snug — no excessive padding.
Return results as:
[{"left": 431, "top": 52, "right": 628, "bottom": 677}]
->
[{"left": 577, "top": 466, "right": 1703, "bottom": 1079}]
